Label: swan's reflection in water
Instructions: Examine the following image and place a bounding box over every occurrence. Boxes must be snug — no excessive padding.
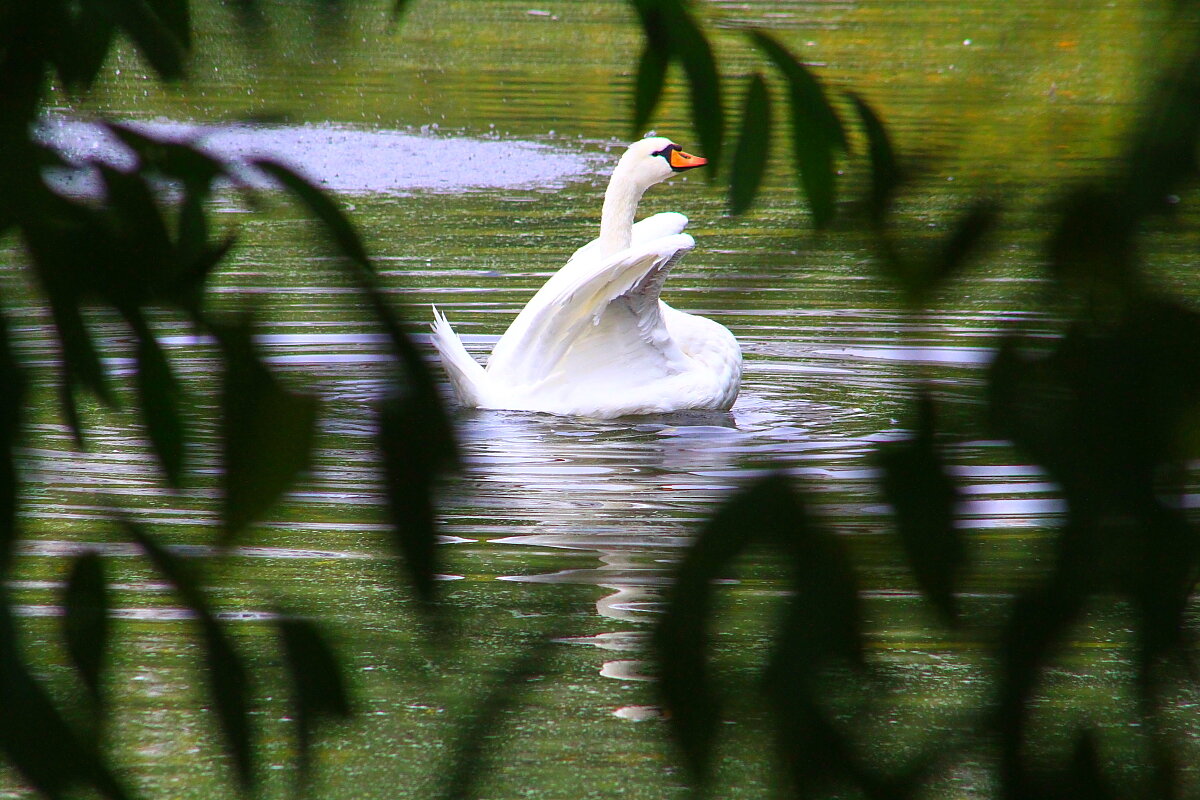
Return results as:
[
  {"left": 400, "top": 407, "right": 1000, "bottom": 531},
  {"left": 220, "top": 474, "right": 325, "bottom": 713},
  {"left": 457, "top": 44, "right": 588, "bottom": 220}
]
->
[
  {"left": 446, "top": 403, "right": 790, "bottom": 717},
  {"left": 442, "top": 388, "right": 1091, "bottom": 720}
]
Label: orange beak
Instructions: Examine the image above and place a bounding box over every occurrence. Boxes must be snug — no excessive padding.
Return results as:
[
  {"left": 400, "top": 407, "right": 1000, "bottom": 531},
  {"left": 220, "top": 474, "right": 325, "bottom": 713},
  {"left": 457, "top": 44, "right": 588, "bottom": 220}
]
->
[{"left": 668, "top": 149, "right": 707, "bottom": 171}]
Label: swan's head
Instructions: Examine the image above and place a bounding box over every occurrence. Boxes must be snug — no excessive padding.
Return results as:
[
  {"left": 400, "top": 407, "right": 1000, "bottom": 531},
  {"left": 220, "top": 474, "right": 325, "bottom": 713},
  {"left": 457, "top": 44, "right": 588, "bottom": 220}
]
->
[{"left": 614, "top": 136, "right": 707, "bottom": 190}]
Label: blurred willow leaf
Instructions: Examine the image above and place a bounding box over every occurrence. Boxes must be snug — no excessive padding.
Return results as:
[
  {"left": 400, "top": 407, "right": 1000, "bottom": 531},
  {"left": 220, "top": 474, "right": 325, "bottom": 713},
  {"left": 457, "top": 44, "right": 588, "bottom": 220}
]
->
[
  {"left": 438, "top": 634, "right": 558, "bottom": 800},
  {"left": 217, "top": 318, "right": 320, "bottom": 540},
  {"left": 96, "top": 163, "right": 174, "bottom": 307},
  {"left": 250, "top": 159, "right": 371, "bottom": 271},
  {"left": 655, "top": 472, "right": 859, "bottom": 783},
  {"left": 629, "top": 0, "right": 724, "bottom": 170},
  {"left": 22, "top": 214, "right": 116, "bottom": 413},
  {"left": 1046, "top": 185, "right": 1135, "bottom": 302},
  {"left": 1121, "top": 36, "right": 1200, "bottom": 215},
  {"left": 753, "top": 30, "right": 846, "bottom": 228},
  {"left": 763, "top": 480, "right": 862, "bottom": 674},
  {"left": 0, "top": 597, "right": 130, "bottom": 800},
  {"left": 255, "top": 156, "right": 416, "bottom": 374},
  {"left": 277, "top": 617, "right": 351, "bottom": 775},
  {"left": 145, "top": 0, "right": 192, "bottom": 50},
  {"left": 125, "top": 520, "right": 255, "bottom": 788},
  {"left": 928, "top": 200, "right": 998, "bottom": 297},
  {"left": 378, "top": 390, "right": 449, "bottom": 609},
  {"left": 51, "top": 0, "right": 117, "bottom": 89},
  {"left": 134, "top": 322, "right": 186, "bottom": 486},
  {"left": 1060, "top": 730, "right": 1119, "bottom": 800},
  {"left": 106, "top": 124, "right": 235, "bottom": 311},
  {"left": 0, "top": 311, "right": 24, "bottom": 574},
  {"left": 729, "top": 73, "right": 772, "bottom": 215},
  {"left": 654, "top": 478, "right": 756, "bottom": 782},
  {"left": 847, "top": 91, "right": 900, "bottom": 224},
  {"left": 108, "top": 123, "right": 225, "bottom": 189},
  {"left": 63, "top": 551, "right": 110, "bottom": 699},
  {"left": 671, "top": 7, "right": 723, "bottom": 171},
  {"left": 877, "top": 392, "right": 963, "bottom": 622},
  {"left": 250, "top": 157, "right": 458, "bottom": 552},
  {"left": 633, "top": 41, "right": 669, "bottom": 139},
  {"left": 106, "top": 0, "right": 188, "bottom": 81}
]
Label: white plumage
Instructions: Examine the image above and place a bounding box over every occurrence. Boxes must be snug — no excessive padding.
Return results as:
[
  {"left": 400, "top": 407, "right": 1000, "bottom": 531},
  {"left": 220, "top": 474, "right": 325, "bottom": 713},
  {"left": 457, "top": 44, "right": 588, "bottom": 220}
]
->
[{"left": 430, "top": 137, "right": 742, "bottom": 419}]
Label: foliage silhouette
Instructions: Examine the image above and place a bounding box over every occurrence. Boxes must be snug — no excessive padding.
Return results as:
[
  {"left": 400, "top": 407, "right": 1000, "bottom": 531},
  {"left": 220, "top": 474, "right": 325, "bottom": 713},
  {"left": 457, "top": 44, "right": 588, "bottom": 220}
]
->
[
  {"left": 633, "top": 3, "right": 1200, "bottom": 799},
  {"left": 0, "top": 0, "right": 454, "bottom": 791},
  {"left": 1, "top": 1, "right": 1200, "bottom": 799},
  {"left": 728, "top": 73, "right": 772, "bottom": 215}
]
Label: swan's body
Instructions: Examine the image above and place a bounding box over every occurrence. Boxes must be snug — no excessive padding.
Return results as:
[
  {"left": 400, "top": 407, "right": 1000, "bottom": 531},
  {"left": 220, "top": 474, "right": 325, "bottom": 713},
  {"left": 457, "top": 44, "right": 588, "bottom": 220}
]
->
[{"left": 431, "top": 137, "right": 741, "bottom": 419}]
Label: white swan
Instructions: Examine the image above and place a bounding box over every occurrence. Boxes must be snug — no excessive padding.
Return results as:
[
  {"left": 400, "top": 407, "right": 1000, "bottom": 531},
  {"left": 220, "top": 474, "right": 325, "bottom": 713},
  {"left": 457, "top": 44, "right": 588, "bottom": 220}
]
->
[{"left": 430, "top": 136, "right": 742, "bottom": 419}]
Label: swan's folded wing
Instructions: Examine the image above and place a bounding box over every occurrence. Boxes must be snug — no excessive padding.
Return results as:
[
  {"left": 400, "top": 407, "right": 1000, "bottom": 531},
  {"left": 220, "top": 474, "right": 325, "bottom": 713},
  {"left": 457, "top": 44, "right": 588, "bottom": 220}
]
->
[
  {"left": 566, "top": 212, "right": 689, "bottom": 264},
  {"left": 632, "top": 212, "right": 689, "bottom": 246},
  {"left": 488, "top": 233, "right": 695, "bottom": 386}
]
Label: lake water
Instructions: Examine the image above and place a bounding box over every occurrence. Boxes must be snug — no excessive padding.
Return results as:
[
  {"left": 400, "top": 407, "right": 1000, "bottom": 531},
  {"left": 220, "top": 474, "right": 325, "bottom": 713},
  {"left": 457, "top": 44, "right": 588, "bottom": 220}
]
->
[{"left": 6, "top": 1, "right": 1200, "bottom": 797}]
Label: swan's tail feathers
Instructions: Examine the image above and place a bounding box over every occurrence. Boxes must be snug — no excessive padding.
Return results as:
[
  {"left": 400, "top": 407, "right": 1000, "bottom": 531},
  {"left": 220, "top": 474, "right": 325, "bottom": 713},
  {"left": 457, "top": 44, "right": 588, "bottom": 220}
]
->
[{"left": 430, "top": 306, "right": 489, "bottom": 408}]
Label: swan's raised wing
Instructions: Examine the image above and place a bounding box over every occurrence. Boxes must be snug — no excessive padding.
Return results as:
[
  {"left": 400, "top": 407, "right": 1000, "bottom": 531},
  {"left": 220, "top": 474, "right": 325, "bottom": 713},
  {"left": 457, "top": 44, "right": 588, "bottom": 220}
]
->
[{"left": 486, "top": 232, "right": 695, "bottom": 387}]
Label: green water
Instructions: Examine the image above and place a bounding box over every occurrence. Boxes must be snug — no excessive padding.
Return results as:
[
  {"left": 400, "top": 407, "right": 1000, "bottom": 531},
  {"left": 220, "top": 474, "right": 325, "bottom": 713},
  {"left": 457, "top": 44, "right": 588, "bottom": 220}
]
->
[{"left": 6, "top": 0, "right": 1200, "bottom": 797}]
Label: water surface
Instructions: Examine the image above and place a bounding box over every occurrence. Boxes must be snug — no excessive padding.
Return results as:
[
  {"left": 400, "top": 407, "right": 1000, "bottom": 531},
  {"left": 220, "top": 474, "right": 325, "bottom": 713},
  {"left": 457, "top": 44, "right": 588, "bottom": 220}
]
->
[{"left": 6, "top": 1, "right": 1200, "bottom": 797}]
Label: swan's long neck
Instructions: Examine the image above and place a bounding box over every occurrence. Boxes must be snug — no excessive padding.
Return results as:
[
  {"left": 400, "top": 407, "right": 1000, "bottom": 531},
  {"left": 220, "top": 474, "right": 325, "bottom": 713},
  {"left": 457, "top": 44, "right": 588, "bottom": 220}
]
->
[{"left": 598, "top": 170, "right": 647, "bottom": 258}]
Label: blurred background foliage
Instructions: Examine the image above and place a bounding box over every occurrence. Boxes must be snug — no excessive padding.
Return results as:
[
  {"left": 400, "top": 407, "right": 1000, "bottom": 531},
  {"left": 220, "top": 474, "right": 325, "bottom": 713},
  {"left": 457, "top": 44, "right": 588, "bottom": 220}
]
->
[{"left": 1, "top": 0, "right": 1200, "bottom": 798}]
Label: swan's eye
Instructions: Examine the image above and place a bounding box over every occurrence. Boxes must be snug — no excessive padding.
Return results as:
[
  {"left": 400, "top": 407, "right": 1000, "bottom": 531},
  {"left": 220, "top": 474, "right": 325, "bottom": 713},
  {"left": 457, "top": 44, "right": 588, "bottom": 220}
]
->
[{"left": 652, "top": 144, "right": 681, "bottom": 161}]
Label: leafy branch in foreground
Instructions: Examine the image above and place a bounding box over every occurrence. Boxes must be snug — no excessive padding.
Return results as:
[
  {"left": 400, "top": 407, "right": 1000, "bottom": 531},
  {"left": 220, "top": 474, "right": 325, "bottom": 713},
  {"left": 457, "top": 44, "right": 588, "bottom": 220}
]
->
[
  {"left": 630, "top": 3, "right": 896, "bottom": 228},
  {"left": 642, "top": 5, "right": 1200, "bottom": 800},
  {"left": 0, "top": 1, "right": 459, "bottom": 794}
]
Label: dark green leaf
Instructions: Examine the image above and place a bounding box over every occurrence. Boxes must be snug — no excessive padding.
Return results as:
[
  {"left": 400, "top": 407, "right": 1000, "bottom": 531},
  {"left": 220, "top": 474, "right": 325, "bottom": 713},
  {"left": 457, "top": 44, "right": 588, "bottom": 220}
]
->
[
  {"left": 145, "top": 0, "right": 192, "bottom": 49},
  {"left": 654, "top": 472, "right": 858, "bottom": 783},
  {"left": 177, "top": 188, "right": 210, "bottom": 268},
  {"left": 336, "top": 265, "right": 459, "bottom": 492},
  {"left": 52, "top": 2, "right": 117, "bottom": 89},
  {"left": 176, "top": 234, "right": 236, "bottom": 315},
  {"left": 0, "top": 311, "right": 24, "bottom": 575},
  {"left": 629, "top": 0, "right": 723, "bottom": 169},
  {"left": 758, "top": 679, "right": 861, "bottom": 798},
  {"left": 125, "top": 519, "right": 255, "bottom": 788},
  {"left": 22, "top": 218, "right": 115, "bottom": 412},
  {"left": 107, "top": 124, "right": 226, "bottom": 191},
  {"left": 438, "top": 635, "right": 558, "bottom": 800},
  {"left": 763, "top": 481, "right": 863, "bottom": 673},
  {"left": 996, "top": 581, "right": 1086, "bottom": 796},
  {"left": 670, "top": 9, "right": 724, "bottom": 172},
  {"left": 106, "top": 0, "right": 188, "bottom": 80},
  {"left": 217, "top": 318, "right": 320, "bottom": 539},
  {"left": 1120, "top": 41, "right": 1200, "bottom": 216},
  {"left": 378, "top": 391, "right": 449, "bottom": 608},
  {"left": 847, "top": 91, "right": 901, "bottom": 223},
  {"left": 729, "top": 73, "right": 772, "bottom": 215},
  {"left": 241, "top": 86, "right": 451, "bottom": 503},
  {"left": 754, "top": 30, "right": 847, "bottom": 227},
  {"left": 265, "top": 156, "right": 462, "bottom": 540},
  {"left": 928, "top": 200, "right": 998, "bottom": 295},
  {"left": 250, "top": 159, "right": 372, "bottom": 271},
  {"left": 277, "top": 617, "right": 351, "bottom": 775},
  {"left": 97, "top": 163, "right": 175, "bottom": 303},
  {"left": 654, "top": 478, "right": 758, "bottom": 782},
  {"left": 1046, "top": 185, "right": 1136, "bottom": 301},
  {"left": 632, "top": 42, "right": 669, "bottom": 140},
  {"left": 0, "top": 593, "right": 131, "bottom": 800},
  {"left": 877, "top": 392, "right": 963, "bottom": 622},
  {"left": 62, "top": 552, "right": 110, "bottom": 698},
  {"left": 1063, "top": 730, "right": 1118, "bottom": 800},
  {"left": 135, "top": 324, "right": 186, "bottom": 486}
]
